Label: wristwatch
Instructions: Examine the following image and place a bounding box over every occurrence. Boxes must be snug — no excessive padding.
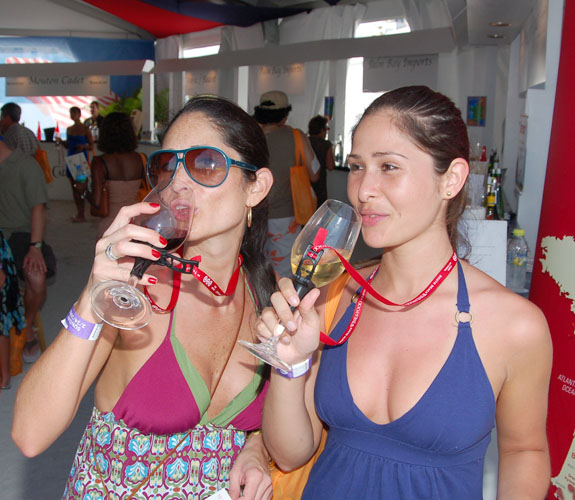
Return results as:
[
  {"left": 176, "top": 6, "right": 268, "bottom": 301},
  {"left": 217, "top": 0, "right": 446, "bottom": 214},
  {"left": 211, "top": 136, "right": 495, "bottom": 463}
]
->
[{"left": 29, "top": 241, "right": 43, "bottom": 249}]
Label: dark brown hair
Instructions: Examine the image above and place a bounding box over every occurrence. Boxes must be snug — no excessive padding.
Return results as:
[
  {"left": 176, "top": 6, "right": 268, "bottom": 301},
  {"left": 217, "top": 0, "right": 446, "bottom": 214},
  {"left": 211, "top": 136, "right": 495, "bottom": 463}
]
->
[
  {"left": 166, "top": 95, "right": 276, "bottom": 308},
  {"left": 353, "top": 86, "right": 469, "bottom": 253},
  {"left": 98, "top": 112, "right": 138, "bottom": 154},
  {"left": 308, "top": 115, "right": 328, "bottom": 136}
]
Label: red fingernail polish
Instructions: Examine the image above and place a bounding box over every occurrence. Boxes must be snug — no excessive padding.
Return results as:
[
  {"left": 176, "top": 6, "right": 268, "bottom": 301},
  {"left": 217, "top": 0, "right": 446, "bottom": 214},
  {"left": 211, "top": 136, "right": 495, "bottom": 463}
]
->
[
  {"left": 149, "top": 203, "right": 160, "bottom": 208},
  {"left": 152, "top": 249, "right": 161, "bottom": 258},
  {"left": 159, "top": 237, "right": 167, "bottom": 246},
  {"left": 148, "top": 277, "right": 158, "bottom": 284}
]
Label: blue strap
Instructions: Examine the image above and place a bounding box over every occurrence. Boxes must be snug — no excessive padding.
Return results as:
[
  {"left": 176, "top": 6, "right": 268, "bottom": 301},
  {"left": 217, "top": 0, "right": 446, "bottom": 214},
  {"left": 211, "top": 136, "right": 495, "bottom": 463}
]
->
[{"left": 455, "top": 260, "right": 471, "bottom": 314}]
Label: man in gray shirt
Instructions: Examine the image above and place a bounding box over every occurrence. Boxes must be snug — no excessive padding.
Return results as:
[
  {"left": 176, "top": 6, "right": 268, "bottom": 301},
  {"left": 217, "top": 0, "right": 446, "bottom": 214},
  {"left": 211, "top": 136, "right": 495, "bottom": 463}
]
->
[{"left": 0, "top": 136, "right": 48, "bottom": 362}]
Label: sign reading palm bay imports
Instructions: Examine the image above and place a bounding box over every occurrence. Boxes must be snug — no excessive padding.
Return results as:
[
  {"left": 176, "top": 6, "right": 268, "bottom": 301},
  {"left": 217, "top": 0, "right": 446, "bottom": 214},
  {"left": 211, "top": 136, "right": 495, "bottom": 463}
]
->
[
  {"left": 363, "top": 54, "right": 438, "bottom": 92},
  {"left": 6, "top": 75, "right": 110, "bottom": 96}
]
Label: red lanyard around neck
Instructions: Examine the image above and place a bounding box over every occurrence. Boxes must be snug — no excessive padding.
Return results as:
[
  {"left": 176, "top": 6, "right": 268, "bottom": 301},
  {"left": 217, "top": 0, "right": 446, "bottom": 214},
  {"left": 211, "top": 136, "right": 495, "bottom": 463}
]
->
[
  {"left": 144, "top": 254, "right": 243, "bottom": 313},
  {"left": 314, "top": 248, "right": 458, "bottom": 346}
]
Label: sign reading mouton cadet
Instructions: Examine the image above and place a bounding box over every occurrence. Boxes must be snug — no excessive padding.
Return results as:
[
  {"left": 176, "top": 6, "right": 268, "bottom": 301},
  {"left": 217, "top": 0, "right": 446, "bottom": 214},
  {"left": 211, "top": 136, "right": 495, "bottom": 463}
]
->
[
  {"left": 363, "top": 54, "right": 438, "bottom": 92},
  {"left": 6, "top": 75, "right": 110, "bottom": 96}
]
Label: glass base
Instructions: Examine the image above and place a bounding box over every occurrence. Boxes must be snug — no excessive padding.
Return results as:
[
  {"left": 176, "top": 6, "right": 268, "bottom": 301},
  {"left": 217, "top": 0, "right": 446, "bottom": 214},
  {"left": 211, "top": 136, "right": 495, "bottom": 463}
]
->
[
  {"left": 237, "top": 339, "right": 291, "bottom": 371},
  {"left": 91, "top": 280, "right": 152, "bottom": 330}
]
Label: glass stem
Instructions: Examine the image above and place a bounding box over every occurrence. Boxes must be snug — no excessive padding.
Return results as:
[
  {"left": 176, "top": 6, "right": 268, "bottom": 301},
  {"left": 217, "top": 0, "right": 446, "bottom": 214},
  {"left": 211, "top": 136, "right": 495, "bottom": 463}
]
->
[{"left": 127, "top": 275, "right": 139, "bottom": 288}]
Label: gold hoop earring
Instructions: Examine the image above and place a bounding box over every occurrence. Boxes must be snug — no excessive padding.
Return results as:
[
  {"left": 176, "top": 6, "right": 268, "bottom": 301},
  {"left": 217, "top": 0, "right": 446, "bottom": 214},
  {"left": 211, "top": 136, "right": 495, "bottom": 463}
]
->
[{"left": 247, "top": 206, "right": 252, "bottom": 228}]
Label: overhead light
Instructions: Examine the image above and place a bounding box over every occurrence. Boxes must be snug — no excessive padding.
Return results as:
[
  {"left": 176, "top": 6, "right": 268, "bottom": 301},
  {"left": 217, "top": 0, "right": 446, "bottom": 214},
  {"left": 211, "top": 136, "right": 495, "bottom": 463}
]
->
[
  {"left": 489, "top": 21, "right": 510, "bottom": 27},
  {"left": 488, "top": 34, "right": 505, "bottom": 39}
]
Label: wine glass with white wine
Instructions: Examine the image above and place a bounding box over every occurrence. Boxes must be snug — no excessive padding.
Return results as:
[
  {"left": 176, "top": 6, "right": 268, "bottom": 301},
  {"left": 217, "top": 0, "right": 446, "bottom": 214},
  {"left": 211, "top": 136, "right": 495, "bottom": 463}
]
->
[{"left": 239, "top": 199, "right": 361, "bottom": 369}]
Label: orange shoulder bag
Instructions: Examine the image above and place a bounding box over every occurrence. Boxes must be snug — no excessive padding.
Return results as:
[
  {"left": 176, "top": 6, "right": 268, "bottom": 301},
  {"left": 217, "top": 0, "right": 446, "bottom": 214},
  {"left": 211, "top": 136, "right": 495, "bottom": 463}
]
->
[{"left": 290, "top": 129, "right": 317, "bottom": 226}]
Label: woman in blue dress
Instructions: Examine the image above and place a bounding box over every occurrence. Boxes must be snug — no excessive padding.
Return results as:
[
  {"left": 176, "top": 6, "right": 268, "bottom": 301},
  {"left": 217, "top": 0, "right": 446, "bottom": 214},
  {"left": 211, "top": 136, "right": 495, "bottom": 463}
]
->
[
  {"left": 58, "top": 106, "right": 93, "bottom": 222},
  {"left": 257, "top": 86, "right": 552, "bottom": 499}
]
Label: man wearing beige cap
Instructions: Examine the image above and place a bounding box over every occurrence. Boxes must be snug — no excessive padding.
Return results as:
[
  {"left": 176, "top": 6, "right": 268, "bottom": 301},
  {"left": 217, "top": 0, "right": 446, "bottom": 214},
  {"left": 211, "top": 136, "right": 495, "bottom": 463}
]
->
[{"left": 254, "top": 91, "right": 319, "bottom": 277}]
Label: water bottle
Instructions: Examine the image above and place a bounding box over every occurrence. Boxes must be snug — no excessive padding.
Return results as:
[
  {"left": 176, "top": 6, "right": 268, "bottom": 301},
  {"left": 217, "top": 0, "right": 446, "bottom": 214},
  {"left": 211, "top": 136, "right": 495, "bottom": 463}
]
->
[{"left": 507, "top": 228, "right": 528, "bottom": 293}]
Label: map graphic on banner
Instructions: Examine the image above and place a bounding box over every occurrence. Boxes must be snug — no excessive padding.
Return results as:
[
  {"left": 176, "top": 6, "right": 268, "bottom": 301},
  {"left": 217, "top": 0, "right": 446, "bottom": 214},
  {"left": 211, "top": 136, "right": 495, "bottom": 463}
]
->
[
  {"left": 540, "top": 236, "right": 575, "bottom": 321},
  {"left": 538, "top": 234, "right": 575, "bottom": 498}
]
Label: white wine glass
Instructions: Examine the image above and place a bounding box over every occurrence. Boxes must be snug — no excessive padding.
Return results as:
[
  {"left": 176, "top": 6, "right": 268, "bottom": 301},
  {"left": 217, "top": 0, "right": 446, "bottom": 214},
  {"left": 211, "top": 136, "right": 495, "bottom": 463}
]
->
[
  {"left": 239, "top": 199, "right": 361, "bottom": 370},
  {"left": 90, "top": 181, "right": 194, "bottom": 330}
]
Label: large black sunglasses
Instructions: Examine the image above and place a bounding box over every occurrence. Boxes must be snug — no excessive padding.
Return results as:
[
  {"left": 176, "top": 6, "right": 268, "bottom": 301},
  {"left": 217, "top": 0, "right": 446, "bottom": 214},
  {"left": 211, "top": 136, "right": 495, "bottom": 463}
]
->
[{"left": 147, "top": 146, "right": 258, "bottom": 188}]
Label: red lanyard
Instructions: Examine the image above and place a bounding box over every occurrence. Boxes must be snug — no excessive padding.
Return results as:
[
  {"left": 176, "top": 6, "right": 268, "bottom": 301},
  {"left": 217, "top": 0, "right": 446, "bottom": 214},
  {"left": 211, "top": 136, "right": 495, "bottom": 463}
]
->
[
  {"left": 316, "top": 248, "right": 458, "bottom": 346},
  {"left": 191, "top": 255, "right": 243, "bottom": 296},
  {"left": 144, "top": 254, "right": 243, "bottom": 313}
]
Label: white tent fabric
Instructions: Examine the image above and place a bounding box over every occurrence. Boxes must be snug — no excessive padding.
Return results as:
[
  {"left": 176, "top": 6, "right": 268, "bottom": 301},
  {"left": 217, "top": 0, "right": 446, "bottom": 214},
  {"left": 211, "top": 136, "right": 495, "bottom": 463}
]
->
[
  {"left": 269, "top": 4, "right": 365, "bottom": 131},
  {"left": 155, "top": 5, "right": 365, "bottom": 131}
]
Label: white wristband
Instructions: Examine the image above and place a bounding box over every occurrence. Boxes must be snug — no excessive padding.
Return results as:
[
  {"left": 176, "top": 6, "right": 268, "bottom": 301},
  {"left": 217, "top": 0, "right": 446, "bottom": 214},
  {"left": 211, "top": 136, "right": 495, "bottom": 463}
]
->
[{"left": 274, "top": 357, "right": 313, "bottom": 379}]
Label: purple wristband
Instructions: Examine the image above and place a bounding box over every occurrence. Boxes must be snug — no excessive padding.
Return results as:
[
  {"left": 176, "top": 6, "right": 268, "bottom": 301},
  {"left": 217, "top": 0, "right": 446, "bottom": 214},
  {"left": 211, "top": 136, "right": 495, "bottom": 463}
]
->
[{"left": 61, "top": 306, "right": 103, "bottom": 341}]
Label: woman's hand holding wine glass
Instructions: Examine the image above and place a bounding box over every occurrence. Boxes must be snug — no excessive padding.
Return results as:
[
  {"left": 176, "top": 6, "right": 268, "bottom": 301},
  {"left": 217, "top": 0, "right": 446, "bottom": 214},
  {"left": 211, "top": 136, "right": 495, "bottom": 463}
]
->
[
  {"left": 240, "top": 199, "right": 361, "bottom": 370},
  {"left": 257, "top": 277, "right": 323, "bottom": 367},
  {"left": 91, "top": 202, "right": 167, "bottom": 283},
  {"left": 90, "top": 182, "right": 194, "bottom": 330}
]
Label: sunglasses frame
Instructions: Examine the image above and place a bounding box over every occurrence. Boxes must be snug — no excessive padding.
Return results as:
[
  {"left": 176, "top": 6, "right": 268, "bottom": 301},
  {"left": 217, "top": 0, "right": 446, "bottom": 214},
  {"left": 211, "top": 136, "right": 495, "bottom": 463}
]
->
[{"left": 147, "top": 146, "right": 258, "bottom": 188}]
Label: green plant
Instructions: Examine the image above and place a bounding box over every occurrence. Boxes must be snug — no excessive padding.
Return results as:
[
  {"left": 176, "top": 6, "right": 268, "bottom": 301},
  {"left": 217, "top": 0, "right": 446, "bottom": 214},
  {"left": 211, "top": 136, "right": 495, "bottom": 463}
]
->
[
  {"left": 101, "top": 87, "right": 170, "bottom": 129},
  {"left": 154, "top": 88, "right": 170, "bottom": 128},
  {"left": 101, "top": 88, "right": 142, "bottom": 116}
]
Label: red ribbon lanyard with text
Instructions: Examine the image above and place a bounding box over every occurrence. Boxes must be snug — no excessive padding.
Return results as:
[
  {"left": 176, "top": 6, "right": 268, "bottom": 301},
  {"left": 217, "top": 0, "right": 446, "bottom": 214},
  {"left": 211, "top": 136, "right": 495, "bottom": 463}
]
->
[
  {"left": 191, "top": 255, "right": 243, "bottom": 296},
  {"left": 315, "top": 248, "right": 458, "bottom": 346},
  {"left": 144, "top": 254, "right": 243, "bottom": 313}
]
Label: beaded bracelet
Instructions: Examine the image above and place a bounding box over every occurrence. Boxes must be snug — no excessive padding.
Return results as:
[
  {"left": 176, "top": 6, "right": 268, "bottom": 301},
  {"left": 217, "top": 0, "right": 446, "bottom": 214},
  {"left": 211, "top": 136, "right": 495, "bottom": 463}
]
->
[
  {"left": 274, "top": 357, "right": 313, "bottom": 379},
  {"left": 61, "top": 305, "right": 103, "bottom": 341}
]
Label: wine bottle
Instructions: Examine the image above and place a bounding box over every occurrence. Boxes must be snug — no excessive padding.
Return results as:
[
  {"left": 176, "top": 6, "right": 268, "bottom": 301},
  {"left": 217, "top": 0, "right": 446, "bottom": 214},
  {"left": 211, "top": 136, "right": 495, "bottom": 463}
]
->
[{"left": 485, "top": 193, "right": 498, "bottom": 220}]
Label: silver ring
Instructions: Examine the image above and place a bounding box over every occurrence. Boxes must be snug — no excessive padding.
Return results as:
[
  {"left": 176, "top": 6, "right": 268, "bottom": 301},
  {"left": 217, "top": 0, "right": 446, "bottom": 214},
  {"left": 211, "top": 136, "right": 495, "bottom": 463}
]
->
[{"left": 105, "top": 243, "right": 120, "bottom": 261}]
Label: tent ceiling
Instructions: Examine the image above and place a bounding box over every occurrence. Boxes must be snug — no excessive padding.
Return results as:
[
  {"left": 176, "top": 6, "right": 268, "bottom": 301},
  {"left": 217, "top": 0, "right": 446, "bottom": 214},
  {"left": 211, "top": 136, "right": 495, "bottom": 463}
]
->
[{"left": 1, "top": 0, "right": 538, "bottom": 46}]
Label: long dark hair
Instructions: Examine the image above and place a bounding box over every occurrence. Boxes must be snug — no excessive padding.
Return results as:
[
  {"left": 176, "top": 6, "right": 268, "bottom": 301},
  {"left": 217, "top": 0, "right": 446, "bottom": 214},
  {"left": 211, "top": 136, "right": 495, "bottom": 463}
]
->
[
  {"left": 98, "top": 112, "right": 138, "bottom": 154},
  {"left": 165, "top": 95, "right": 276, "bottom": 308},
  {"left": 354, "top": 86, "right": 470, "bottom": 254}
]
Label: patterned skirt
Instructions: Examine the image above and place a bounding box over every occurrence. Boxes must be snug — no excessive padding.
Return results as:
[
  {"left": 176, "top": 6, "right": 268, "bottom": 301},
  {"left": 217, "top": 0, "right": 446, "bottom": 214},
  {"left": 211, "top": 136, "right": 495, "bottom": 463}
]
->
[
  {"left": 63, "top": 407, "right": 246, "bottom": 500},
  {"left": 0, "top": 231, "right": 25, "bottom": 338}
]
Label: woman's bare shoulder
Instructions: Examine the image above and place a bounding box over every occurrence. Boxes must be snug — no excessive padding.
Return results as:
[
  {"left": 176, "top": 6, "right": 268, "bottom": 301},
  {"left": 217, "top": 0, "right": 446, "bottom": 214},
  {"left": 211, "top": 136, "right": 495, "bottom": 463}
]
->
[{"left": 461, "top": 260, "right": 550, "bottom": 349}]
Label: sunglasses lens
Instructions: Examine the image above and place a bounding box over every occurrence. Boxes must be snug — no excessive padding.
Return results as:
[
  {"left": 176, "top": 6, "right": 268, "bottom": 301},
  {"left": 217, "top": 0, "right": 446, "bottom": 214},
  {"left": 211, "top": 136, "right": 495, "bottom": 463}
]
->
[
  {"left": 148, "top": 152, "right": 179, "bottom": 187},
  {"left": 185, "top": 148, "right": 228, "bottom": 186}
]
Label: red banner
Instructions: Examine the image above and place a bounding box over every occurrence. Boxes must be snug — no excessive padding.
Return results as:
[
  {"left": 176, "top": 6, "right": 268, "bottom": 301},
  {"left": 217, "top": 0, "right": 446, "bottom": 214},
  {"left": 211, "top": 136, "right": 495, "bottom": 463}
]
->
[{"left": 528, "top": 1, "right": 575, "bottom": 498}]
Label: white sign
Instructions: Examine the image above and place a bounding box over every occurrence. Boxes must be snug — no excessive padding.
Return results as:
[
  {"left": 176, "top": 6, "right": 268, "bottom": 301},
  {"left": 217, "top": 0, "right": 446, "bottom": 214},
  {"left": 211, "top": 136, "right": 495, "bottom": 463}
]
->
[
  {"left": 205, "top": 489, "right": 232, "bottom": 500},
  {"left": 460, "top": 218, "right": 508, "bottom": 286},
  {"left": 256, "top": 63, "right": 305, "bottom": 96},
  {"left": 6, "top": 75, "right": 110, "bottom": 97},
  {"left": 363, "top": 54, "right": 438, "bottom": 92},
  {"left": 186, "top": 69, "right": 219, "bottom": 96}
]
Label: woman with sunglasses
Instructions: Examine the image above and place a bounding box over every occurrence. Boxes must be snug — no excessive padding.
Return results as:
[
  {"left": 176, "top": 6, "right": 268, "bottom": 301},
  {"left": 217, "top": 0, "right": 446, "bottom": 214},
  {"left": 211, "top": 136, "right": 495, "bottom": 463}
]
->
[
  {"left": 13, "top": 96, "right": 275, "bottom": 500},
  {"left": 258, "top": 87, "right": 552, "bottom": 499}
]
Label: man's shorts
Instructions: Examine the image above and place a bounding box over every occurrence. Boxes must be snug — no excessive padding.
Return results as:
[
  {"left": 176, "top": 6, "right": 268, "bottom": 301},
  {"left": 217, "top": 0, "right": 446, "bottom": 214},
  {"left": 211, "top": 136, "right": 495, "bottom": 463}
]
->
[{"left": 7, "top": 232, "right": 57, "bottom": 279}]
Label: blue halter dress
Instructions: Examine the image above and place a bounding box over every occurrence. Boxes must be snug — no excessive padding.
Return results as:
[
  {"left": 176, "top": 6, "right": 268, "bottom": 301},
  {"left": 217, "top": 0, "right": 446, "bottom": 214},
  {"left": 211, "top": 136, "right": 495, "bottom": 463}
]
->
[{"left": 301, "top": 262, "right": 496, "bottom": 499}]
